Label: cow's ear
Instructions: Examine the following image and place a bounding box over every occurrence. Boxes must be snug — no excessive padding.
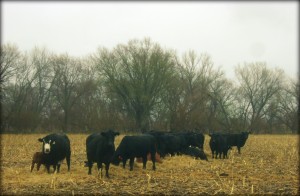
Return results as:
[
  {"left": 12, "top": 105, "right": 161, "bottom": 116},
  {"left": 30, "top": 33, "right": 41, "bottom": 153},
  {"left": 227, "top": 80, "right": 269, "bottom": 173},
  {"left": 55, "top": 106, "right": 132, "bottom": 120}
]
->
[{"left": 38, "top": 138, "right": 43, "bottom": 142}]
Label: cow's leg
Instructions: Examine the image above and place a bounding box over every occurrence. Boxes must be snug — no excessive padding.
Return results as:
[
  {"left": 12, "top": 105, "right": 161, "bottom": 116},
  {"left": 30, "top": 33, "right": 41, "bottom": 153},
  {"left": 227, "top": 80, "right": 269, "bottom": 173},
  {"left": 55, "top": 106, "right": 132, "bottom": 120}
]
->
[
  {"left": 97, "top": 162, "right": 103, "bottom": 177},
  {"left": 88, "top": 161, "right": 93, "bottom": 175},
  {"left": 225, "top": 149, "right": 229, "bottom": 159},
  {"left": 129, "top": 157, "right": 134, "bottom": 171},
  {"left": 30, "top": 161, "right": 35, "bottom": 172},
  {"left": 151, "top": 152, "right": 156, "bottom": 171},
  {"left": 53, "top": 164, "right": 58, "bottom": 173},
  {"left": 122, "top": 159, "right": 127, "bottom": 169},
  {"left": 238, "top": 147, "right": 241, "bottom": 154},
  {"left": 57, "top": 163, "right": 61, "bottom": 173},
  {"left": 217, "top": 149, "right": 222, "bottom": 159},
  {"left": 66, "top": 151, "right": 71, "bottom": 171},
  {"left": 46, "top": 164, "right": 51, "bottom": 173},
  {"left": 142, "top": 155, "right": 147, "bottom": 169},
  {"left": 105, "top": 163, "right": 110, "bottom": 178},
  {"left": 37, "top": 163, "right": 41, "bottom": 171}
]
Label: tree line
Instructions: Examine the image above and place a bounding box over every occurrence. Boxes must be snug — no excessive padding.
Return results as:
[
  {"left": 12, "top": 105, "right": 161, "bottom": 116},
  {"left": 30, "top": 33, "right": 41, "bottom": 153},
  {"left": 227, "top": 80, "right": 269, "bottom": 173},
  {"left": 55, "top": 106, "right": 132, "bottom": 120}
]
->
[{"left": 1, "top": 38, "right": 299, "bottom": 134}]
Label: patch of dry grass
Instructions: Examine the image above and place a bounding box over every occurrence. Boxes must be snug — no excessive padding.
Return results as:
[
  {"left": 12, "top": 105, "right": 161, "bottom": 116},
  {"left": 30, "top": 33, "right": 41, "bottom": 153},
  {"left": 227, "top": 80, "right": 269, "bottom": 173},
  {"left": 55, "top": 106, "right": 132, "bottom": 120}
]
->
[{"left": 0, "top": 134, "right": 299, "bottom": 195}]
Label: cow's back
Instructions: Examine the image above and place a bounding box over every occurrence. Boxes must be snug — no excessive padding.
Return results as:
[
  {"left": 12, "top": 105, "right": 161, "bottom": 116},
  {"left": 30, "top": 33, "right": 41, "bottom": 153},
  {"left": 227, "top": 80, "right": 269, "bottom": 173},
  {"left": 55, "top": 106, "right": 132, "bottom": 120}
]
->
[
  {"left": 117, "top": 135, "right": 156, "bottom": 157},
  {"left": 86, "top": 134, "right": 113, "bottom": 162},
  {"left": 86, "top": 133, "right": 101, "bottom": 146}
]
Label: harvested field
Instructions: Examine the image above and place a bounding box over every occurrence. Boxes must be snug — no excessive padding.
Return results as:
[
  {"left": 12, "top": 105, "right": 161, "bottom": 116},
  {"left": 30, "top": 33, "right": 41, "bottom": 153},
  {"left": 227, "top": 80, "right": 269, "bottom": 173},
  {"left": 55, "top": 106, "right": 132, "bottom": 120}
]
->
[{"left": 0, "top": 134, "right": 299, "bottom": 195}]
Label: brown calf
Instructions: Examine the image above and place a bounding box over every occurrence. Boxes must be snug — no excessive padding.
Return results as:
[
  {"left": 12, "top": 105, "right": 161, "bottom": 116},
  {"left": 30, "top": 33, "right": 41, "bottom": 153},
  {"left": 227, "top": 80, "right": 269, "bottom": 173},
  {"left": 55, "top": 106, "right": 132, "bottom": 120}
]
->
[{"left": 30, "top": 152, "right": 46, "bottom": 172}]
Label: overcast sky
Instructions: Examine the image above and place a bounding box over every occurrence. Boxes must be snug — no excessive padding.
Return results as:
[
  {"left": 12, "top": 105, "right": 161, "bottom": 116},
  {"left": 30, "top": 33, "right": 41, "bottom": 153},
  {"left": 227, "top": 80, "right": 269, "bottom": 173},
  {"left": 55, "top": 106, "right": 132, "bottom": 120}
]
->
[{"left": 2, "top": 2, "right": 299, "bottom": 80}]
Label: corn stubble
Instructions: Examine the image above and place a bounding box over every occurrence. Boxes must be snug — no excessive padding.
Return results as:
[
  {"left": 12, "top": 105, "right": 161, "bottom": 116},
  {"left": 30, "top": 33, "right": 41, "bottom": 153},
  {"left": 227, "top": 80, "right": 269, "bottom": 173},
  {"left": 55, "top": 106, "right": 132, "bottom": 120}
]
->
[{"left": 0, "top": 134, "right": 299, "bottom": 195}]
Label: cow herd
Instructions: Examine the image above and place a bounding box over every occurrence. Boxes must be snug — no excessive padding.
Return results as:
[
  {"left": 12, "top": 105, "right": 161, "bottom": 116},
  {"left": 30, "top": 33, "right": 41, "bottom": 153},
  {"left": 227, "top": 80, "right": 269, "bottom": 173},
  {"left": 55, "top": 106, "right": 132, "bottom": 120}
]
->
[{"left": 31, "top": 130, "right": 251, "bottom": 178}]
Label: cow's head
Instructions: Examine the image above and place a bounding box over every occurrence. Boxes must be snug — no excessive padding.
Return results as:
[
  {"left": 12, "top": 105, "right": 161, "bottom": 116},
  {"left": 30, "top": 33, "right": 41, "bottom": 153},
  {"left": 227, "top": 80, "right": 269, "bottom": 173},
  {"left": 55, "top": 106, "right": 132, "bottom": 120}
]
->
[
  {"left": 111, "top": 153, "right": 122, "bottom": 166},
  {"left": 101, "top": 129, "right": 120, "bottom": 148},
  {"left": 38, "top": 137, "right": 56, "bottom": 154}
]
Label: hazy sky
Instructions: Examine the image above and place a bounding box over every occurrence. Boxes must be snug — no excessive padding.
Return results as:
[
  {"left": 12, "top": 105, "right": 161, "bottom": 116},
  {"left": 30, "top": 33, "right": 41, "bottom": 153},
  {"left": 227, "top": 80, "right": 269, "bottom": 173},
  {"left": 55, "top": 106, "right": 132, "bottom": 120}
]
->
[{"left": 2, "top": 2, "right": 299, "bottom": 80}]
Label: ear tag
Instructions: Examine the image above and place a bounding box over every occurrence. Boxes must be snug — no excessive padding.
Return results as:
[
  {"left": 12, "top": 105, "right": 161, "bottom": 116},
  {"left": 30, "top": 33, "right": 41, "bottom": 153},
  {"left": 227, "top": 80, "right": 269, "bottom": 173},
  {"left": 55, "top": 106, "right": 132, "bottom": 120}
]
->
[{"left": 52, "top": 141, "right": 56, "bottom": 145}]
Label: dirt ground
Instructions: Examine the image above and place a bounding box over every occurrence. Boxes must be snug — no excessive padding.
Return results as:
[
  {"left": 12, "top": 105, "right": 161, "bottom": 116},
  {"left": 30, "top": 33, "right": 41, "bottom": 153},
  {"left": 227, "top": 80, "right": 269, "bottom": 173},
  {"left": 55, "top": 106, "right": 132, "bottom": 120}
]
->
[{"left": 0, "top": 134, "right": 299, "bottom": 195}]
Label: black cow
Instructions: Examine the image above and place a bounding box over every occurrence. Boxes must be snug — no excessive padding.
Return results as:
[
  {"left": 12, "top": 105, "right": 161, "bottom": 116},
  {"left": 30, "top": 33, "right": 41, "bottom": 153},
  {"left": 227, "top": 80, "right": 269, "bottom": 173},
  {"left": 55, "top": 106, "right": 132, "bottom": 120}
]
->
[
  {"left": 38, "top": 133, "right": 71, "bottom": 173},
  {"left": 146, "top": 131, "right": 203, "bottom": 158},
  {"left": 156, "top": 133, "right": 188, "bottom": 157},
  {"left": 179, "top": 132, "right": 205, "bottom": 149},
  {"left": 209, "top": 133, "right": 218, "bottom": 158},
  {"left": 181, "top": 146, "right": 208, "bottom": 161},
  {"left": 84, "top": 132, "right": 102, "bottom": 167},
  {"left": 192, "top": 132, "right": 205, "bottom": 149},
  {"left": 209, "top": 133, "right": 231, "bottom": 159},
  {"left": 86, "top": 129, "right": 119, "bottom": 177},
  {"left": 111, "top": 135, "right": 157, "bottom": 171},
  {"left": 226, "top": 132, "right": 250, "bottom": 154},
  {"left": 217, "top": 134, "right": 231, "bottom": 159}
]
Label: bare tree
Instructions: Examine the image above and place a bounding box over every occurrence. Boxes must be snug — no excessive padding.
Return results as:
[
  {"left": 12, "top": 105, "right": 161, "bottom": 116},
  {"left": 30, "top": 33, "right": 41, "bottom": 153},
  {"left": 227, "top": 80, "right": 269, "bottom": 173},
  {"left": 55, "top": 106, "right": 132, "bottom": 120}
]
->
[
  {"left": 208, "top": 75, "right": 236, "bottom": 132},
  {"left": 1, "top": 42, "right": 297, "bottom": 134},
  {"left": 1, "top": 51, "right": 36, "bottom": 131},
  {"left": 51, "top": 54, "right": 91, "bottom": 132},
  {"left": 0, "top": 43, "right": 22, "bottom": 86},
  {"left": 93, "top": 38, "right": 176, "bottom": 131},
  {"left": 235, "top": 62, "right": 284, "bottom": 133},
  {"left": 25, "top": 47, "right": 58, "bottom": 131},
  {"left": 276, "top": 78, "right": 299, "bottom": 133},
  {"left": 169, "top": 51, "right": 223, "bottom": 131}
]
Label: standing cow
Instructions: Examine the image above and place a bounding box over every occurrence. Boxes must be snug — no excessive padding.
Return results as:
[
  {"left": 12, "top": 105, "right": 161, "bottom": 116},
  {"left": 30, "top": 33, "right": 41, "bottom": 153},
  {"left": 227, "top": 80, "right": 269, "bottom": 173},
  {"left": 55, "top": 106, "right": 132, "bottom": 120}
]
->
[
  {"left": 226, "top": 132, "right": 250, "bottom": 154},
  {"left": 209, "top": 133, "right": 231, "bottom": 159},
  {"left": 86, "top": 129, "right": 120, "bottom": 177},
  {"left": 209, "top": 133, "right": 218, "bottom": 158},
  {"left": 209, "top": 133, "right": 224, "bottom": 158},
  {"left": 217, "top": 134, "right": 231, "bottom": 159},
  {"left": 38, "top": 133, "right": 71, "bottom": 173},
  {"left": 111, "top": 135, "right": 157, "bottom": 171}
]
